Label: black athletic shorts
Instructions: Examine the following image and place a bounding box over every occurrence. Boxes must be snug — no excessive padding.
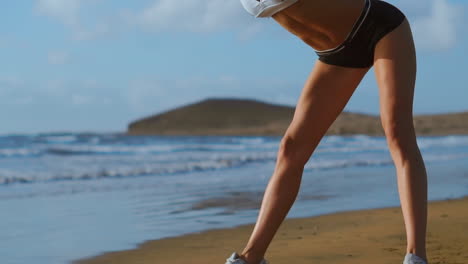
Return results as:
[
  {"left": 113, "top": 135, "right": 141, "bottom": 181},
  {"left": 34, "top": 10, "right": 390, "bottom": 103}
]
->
[{"left": 314, "top": 0, "right": 406, "bottom": 68}]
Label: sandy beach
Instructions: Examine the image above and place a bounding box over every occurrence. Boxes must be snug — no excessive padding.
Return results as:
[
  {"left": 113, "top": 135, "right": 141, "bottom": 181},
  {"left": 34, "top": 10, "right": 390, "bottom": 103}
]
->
[
  {"left": 74, "top": 195, "right": 468, "bottom": 264},
  {"left": 3, "top": 134, "right": 467, "bottom": 264}
]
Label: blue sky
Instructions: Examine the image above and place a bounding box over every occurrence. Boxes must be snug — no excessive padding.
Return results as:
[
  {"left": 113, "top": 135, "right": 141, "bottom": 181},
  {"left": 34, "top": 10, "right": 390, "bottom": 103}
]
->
[{"left": 0, "top": 0, "right": 467, "bottom": 134}]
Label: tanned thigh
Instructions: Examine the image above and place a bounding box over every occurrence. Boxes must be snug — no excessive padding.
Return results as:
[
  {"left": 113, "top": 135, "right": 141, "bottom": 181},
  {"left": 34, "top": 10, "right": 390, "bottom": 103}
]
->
[
  {"left": 283, "top": 61, "right": 370, "bottom": 165},
  {"left": 373, "top": 18, "right": 417, "bottom": 144}
]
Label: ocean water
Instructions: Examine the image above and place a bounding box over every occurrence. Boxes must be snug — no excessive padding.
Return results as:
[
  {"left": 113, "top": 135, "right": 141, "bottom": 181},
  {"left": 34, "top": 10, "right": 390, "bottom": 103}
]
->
[{"left": 0, "top": 133, "right": 467, "bottom": 264}]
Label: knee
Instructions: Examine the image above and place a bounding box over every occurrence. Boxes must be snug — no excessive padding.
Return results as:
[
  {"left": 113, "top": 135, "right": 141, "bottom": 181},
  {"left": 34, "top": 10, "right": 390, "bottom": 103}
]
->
[
  {"left": 382, "top": 118, "right": 418, "bottom": 154},
  {"left": 277, "top": 135, "right": 310, "bottom": 168}
]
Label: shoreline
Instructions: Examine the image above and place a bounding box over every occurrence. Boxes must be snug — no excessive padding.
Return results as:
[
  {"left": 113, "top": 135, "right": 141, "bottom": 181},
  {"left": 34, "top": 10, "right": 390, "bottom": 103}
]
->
[{"left": 73, "top": 195, "right": 468, "bottom": 264}]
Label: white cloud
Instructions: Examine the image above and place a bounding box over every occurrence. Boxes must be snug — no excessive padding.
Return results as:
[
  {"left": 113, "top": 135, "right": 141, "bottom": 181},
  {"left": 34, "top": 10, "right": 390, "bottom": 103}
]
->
[
  {"left": 13, "top": 96, "right": 34, "bottom": 105},
  {"left": 0, "top": 78, "right": 35, "bottom": 105},
  {"left": 33, "top": 0, "right": 465, "bottom": 50},
  {"left": 35, "top": 0, "right": 114, "bottom": 40},
  {"left": 36, "top": 0, "right": 81, "bottom": 26},
  {"left": 48, "top": 51, "right": 69, "bottom": 65},
  {"left": 125, "top": 79, "right": 171, "bottom": 113},
  {"left": 136, "top": 0, "right": 259, "bottom": 33},
  {"left": 0, "top": 76, "right": 24, "bottom": 89},
  {"left": 71, "top": 94, "right": 93, "bottom": 105},
  {"left": 135, "top": 0, "right": 466, "bottom": 47},
  {"left": 44, "top": 79, "right": 67, "bottom": 96},
  {"left": 0, "top": 37, "right": 8, "bottom": 48},
  {"left": 0, "top": 76, "right": 24, "bottom": 97},
  {"left": 402, "top": 0, "right": 464, "bottom": 51},
  {"left": 72, "top": 23, "right": 111, "bottom": 41},
  {"left": 32, "top": 0, "right": 283, "bottom": 40}
]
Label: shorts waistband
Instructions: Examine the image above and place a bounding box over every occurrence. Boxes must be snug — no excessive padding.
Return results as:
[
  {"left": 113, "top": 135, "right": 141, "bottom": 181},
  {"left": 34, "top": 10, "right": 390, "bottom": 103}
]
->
[{"left": 315, "top": 0, "right": 371, "bottom": 54}]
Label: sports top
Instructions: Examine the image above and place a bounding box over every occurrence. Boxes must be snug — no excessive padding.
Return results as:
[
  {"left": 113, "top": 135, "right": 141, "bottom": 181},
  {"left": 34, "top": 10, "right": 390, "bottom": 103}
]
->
[{"left": 240, "top": 0, "right": 299, "bottom": 18}]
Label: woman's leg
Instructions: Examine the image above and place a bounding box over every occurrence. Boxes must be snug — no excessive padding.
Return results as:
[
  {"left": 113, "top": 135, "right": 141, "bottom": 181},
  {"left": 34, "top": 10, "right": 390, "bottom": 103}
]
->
[
  {"left": 239, "top": 61, "right": 370, "bottom": 264},
  {"left": 373, "top": 18, "right": 428, "bottom": 262}
]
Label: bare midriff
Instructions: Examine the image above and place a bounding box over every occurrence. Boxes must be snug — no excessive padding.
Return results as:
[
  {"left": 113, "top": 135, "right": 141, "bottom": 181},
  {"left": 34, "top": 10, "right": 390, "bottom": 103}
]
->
[{"left": 272, "top": 0, "right": 366, "bottom": 51}]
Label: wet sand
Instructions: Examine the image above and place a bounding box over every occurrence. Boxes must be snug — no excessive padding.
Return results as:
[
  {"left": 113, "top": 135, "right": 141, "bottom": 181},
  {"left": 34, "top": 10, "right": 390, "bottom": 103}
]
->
[{"left": 74, "top": 196, "right": 468, "bottom": 264}]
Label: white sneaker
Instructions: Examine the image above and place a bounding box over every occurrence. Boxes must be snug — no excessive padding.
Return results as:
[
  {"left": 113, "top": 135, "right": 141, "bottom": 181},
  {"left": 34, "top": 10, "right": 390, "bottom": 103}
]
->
[
  {"left": 403, "top": 253, "right": 428, "bottom": 264},
  {"left": 224, "top": 252, "right": 269, "bottom": 264}
]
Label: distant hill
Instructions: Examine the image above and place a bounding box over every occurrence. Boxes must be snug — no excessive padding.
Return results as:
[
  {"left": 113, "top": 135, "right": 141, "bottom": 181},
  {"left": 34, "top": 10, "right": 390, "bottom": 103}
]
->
[{"left": 126, "top": 98, "right": 468, "bottom": 136}]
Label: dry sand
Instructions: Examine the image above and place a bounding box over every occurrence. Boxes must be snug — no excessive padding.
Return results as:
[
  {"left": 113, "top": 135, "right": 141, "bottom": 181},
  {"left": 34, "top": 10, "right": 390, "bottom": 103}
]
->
[{"left": 74, "top": 196, "right": 468, "bottom": 264}]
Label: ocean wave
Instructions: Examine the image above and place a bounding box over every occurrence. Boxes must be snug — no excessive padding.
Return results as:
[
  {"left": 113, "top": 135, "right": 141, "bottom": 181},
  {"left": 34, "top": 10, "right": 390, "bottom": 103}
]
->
[
  {"left": 44, "top": 144, "right": 250, "bottom": 156},
  {"left": 0, "top": 156, "right": 398, "bottom": 185},
  {"left": 0, "top": 148, "right": 41, "bottom": 158},
  {"left": 422, "top": 152, "right": 468, "bottom": 162},
  {"left": 1, "top": 134, "right": 468, "bottom": 158},
  {"left": 316, "top": 145, "right": 388, "bottom": 153},
  {"left": 417, "top": 136, "right": 468, "bottom": 149},
  {"left": 229, "top": 137, "right": 267, "bottom": 144},
  {"left": 0, "top": 153, "right": 277, "bottom": 185},
  {"left": 1, "top": 148, "right": 467, "bottom": 186},
  {"left": 304, "top": 158, "right": 394, "bottom": 170},
  {"left": 0, "top": 143, "right": 259, "bottom": 158},
  {"left": 41, "top": 135, "right": 78, "bottom": 143}
]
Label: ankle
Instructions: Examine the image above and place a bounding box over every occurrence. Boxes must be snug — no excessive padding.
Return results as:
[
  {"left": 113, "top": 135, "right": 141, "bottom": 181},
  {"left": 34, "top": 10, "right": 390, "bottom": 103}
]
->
[
  {"left": 239, "top": 252, "right": 264, "bottom": 264},
  {"left": 406, "top": 249, "right": 427, "bottom": 262}
]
